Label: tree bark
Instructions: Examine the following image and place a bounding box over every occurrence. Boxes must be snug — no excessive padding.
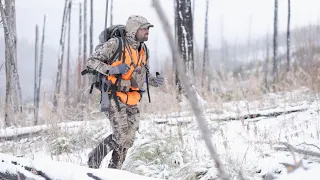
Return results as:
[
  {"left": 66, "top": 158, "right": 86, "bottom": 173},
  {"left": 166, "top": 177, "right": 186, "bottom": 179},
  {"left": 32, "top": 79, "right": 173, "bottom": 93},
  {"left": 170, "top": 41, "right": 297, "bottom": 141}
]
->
[
  {"left": 89, "top": 0, "right": 93, "bottom": 55},
  {"left": 263, "top": 30, "right": 270, "bottom": 92},
  {"left": 286, "top": 0, "right": 291, "bottom": 72},
  {"left": 77, "top": 3, "right": 82, "bottom": 103},
  {"left": 82, "top": 0, "right": 88, "bottom": 88},
  {"left": 202, "top": 0, "right": 209, "bottom": 89},
  {"left": 35, "top": 15, "right": 46, "bottom": 125},
  {"left": 175, "top": 0, "right": 194, "bottom": 96},
  {"left": 173, "top": 0, "right": 181, "bottom": 101},
  {"left": 66, "top": 1, "right": 72, "bottom": 101},
  {"left": 272, "top": 0, "right": 278, "bottom": 84},
  {"left": 104, "top": 0, "right": 109, "bottom": 29},
  {"left": 53, "top": 0, "right": 70, "bottom": 108},
  {"left": 34, "top": 25, "right": 39, "bottom": 124},
  {"left": 110, "top": 0, "right": 113, "bottom": 26},
  {"left": 0, "top": 0, "right": 22, "bottom": 126}
]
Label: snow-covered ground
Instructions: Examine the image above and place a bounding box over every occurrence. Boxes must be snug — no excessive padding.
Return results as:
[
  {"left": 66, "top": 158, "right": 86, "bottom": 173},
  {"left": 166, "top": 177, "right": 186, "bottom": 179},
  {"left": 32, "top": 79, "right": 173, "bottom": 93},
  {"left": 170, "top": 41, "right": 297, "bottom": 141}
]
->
[{"left": 1, "top": 88, "right": 320, "bottom": 179}]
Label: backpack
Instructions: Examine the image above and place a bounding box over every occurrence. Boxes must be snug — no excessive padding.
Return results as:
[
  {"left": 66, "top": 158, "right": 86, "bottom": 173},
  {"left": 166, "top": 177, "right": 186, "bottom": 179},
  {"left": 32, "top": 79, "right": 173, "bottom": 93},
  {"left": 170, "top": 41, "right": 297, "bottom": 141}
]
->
[{"left": 81, "top": 25, "right": 151, "bottom": 111}]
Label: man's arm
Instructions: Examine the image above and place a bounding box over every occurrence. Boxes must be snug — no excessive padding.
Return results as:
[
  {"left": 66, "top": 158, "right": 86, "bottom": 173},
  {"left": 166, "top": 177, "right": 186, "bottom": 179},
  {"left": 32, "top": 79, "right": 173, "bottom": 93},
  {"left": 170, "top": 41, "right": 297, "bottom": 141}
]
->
[
  {"left": 145, "top": 47, "right": 164, "bottom": 87},
  {"left": 87, "top": 38, "right": 120, "bottom": 75}
]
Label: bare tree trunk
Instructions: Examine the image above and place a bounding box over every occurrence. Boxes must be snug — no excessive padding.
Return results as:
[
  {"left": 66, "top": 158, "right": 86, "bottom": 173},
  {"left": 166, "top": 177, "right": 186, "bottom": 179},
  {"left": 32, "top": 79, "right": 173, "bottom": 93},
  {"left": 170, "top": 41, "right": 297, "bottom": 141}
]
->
[
  {"left": 4, "top": 0, "right": 22, "bottom": 112},
  {"left": 202, "top": 0, "right": 209, "bottom": 89},
  {"left": 77, "top": 3, "right": 82, "bottom": 103},
  {"left": 35, "top": 15, "right": 46, "bottom": 125},
  {"left": 174, "top": 0, "right": 181, "bottom": 101},
  {"left": 110, "top": 0, "right": 113, "bottom": 26},
  {"left": 1, "top": 0, "right": 12, "bottom": 127},
  {"left": 264, "top": 30, "right": 270, "bottom": 91},
  {"left": 66, "top": 2, "right": 72, "bottom": 101},
  {"left": 89, "top": 0, "right": 93, "bottom": 55},
  {"left": 272, "top": 0, "right": 278, "bottom": 84},
  {"left": 286, "top": 0, "right": 291, "bottom": 72},
  {"left": 104, "top": 0, "right": 109, "bottom": 28},
  {"left": 53, "top": 0, "right": 70, "bottom": 108},
  {"left": 77, "top": 3, "right": 82, "bottom": 100},
  {"left": 34, "top": 25, "right": 39, "bottom": 123},
  {"left": 175, "top": 0, "right": 195, "bottom": 101},
  {"left": 1, "top": 0, "right": 22, "bottom": 126},
  {"left": 82, "top": 0, "right": 87, "bottom": 89}
]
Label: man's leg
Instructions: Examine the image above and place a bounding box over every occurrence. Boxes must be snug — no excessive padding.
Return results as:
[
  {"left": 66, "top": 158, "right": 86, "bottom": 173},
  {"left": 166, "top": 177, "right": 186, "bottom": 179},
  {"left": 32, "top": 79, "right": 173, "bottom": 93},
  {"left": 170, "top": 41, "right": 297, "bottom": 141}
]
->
[
  {"left": 107, "top": 100, "right": 129, "bottom": 169},
  {"left": 108, "top": 105, "right": 140, "bottom": 169},
  {"left": 87, "top": 134, "right": 118, "bottom": 169}
]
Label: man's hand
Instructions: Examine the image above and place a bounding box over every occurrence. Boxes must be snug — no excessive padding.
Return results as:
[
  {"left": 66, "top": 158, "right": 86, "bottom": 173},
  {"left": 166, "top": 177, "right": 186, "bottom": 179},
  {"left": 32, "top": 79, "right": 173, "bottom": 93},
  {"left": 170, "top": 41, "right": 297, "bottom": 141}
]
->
[
  {"left": 108, "top": 64, "right": 130, "bottom": 75},
  {"left": 149, "top": 72, "right": 164, "bottom": 87},
  {"left": 154, "top": 75, "right": 164, "bottom": 86}
]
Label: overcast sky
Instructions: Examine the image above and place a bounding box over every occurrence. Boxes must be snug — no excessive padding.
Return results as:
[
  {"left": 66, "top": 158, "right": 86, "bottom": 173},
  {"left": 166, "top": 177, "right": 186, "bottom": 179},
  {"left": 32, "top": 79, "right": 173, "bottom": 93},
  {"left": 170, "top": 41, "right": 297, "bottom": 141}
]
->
[
  {"left": 12, "top": 0, "right": 320, "bottom": 53},
  {"left": 1, "top": 0, "right": 320, "bottom": 101}
]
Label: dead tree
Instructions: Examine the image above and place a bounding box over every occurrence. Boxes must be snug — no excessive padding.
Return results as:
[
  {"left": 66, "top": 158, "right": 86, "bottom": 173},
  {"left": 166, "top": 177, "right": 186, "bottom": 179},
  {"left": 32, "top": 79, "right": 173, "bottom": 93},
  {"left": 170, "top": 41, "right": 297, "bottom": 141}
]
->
[
  {"left": 173, "top": 0, "right": 181, "bottom": 99},
  {"left": 105, "top": 0, "right": 109, "bottom": 28},
  {"left": 0, "top": 0, "right": 22, "bottom": 126},
  {"left": 82, "top": 0, "right": 87, "bottom": 89},
  {"left": 175, "top": 0, "right": 194, "bottom": 100},
  {"left": 110, "top": 0, "right": 113, "bottom": 26},
  {"left": 286, "top": 0, "right": 291, "bottom": 72},
  {"left": 53, "top": 0, "right": 70, "bottom": 108},
  {"left": 77, "top": 3, "right": 82, "bottom": 103},
  {"left": 34, "top": 25, "right": 39, "bottom": 123},
  {"left": 202, "top": 0, "right": 209, "bottom": 89},
  {"left": 89, "top": 0, "right": 93, "bottom": 54},
  {"left": 263, "top": 30, "right": 270, "bottom": 92},
  {"left": 176, "top": 0, "right": 194, "bottom": 76},
  {"left": 272, "top": 0, "right": 278, "bottom": 84},
  {"left": 35, "top": 15, "right": 46, "bottom": 125},
  {"left": 66, "top": 1, "right": 72, "bottom": 101}
]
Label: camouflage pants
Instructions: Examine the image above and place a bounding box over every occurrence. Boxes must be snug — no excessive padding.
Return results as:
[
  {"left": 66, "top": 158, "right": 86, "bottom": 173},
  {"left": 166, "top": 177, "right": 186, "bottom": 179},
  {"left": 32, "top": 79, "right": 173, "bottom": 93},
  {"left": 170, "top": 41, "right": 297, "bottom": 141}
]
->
[{"left": 88, "top": 98, "right": 140, "bottom": 169}]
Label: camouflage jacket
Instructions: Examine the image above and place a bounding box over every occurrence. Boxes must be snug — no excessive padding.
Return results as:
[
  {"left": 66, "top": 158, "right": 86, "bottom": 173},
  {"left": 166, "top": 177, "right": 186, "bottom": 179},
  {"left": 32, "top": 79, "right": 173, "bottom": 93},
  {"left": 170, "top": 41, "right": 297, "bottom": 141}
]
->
[{"left": 87, "top": 16, "right": 159, "bottom": 87}]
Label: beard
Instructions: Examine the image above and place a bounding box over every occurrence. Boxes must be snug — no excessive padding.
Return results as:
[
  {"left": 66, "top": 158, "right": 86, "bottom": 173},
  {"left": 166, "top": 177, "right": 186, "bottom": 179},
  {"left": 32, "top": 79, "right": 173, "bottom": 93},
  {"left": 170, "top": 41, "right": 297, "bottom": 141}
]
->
[{"left": 136, "top": 33, "right": 148, "bottom": 42}]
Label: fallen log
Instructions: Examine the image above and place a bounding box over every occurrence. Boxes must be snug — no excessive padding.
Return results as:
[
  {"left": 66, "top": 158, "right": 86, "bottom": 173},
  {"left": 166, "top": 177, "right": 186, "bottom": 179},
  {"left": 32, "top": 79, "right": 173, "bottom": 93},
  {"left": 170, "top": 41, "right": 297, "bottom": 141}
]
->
[{"left": 0, "top": 153, "right": 159, "bottom": 180}]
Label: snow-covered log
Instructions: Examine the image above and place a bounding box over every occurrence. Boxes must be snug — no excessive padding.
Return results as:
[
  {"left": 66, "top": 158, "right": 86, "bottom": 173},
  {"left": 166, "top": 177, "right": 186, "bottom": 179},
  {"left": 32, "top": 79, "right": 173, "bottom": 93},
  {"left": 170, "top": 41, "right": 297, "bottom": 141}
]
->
[{"left": 0, "top": 153, "right": 159, "bottom": 180}]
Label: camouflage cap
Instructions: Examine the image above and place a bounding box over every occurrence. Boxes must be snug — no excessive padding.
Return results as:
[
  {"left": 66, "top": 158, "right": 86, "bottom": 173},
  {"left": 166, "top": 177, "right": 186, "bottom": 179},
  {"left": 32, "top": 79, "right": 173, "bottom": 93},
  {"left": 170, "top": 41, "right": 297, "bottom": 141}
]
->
[{"left": 126, "top": 15, "right": 154, "bottom": 35}]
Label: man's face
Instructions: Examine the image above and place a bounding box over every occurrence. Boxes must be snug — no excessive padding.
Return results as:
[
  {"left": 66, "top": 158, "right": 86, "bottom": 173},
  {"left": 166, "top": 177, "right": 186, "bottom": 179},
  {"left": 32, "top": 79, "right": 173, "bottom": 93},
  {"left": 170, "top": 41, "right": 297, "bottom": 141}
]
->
[{"left": 136, "top": 27, "right": 150, "bottom": 42}]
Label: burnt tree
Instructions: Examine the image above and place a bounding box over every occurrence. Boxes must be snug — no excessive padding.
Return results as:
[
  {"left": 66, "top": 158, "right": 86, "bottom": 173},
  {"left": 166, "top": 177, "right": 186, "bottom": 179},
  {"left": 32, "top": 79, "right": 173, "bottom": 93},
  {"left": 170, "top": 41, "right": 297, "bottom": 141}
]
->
[
  {"left": 66, "top": 2, "right": 72, "bottom": 100},
  {"left": 35, "top": 15, "right": 46, "bottom": 125},
  {"left": 0, "top": 0, "right": 22, "bottom": 126},
  {"left": 176, "top": 0, "right": 194, "bottom": 76},
  {"left": 34, "top": 25, "right": 39, "bottom": 123},
  {"left": 286, "top": 0, "right": 291, "bottom": 72},
  {"left": 53, "top": 0, "right": 70, "bottom": 108},
  {"left": 175, "top": 0, "right": 194, "bottom": 99},
  {"left": 272, "top": 0, "right": 278, "bottom": 84},
  {"left": 202, "top": 0, "right": 209, "bottom": 89}
]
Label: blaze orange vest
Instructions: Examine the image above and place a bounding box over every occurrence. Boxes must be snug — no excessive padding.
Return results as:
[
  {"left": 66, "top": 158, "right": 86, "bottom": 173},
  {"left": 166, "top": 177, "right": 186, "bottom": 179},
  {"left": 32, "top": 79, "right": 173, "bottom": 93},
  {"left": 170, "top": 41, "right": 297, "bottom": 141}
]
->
[{"left": 107, "top": 45, "right": 147, "bottom": 106}]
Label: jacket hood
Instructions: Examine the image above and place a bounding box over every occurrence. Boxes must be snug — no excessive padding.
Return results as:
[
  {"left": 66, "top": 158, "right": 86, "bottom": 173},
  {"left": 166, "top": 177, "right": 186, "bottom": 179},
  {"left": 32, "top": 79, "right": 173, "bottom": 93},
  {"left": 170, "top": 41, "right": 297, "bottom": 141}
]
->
[{"left": 125, "top": 15, "right": 153, "bottom": 48}]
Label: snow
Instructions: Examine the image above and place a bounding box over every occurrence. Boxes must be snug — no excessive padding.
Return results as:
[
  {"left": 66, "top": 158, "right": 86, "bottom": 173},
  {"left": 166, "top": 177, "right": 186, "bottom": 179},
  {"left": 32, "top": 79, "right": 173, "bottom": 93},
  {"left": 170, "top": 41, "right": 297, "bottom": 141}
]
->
[
  {"left": 0, "top": 153, "right": 159, "bottom": 180},
  {"left": 1, "top": 88, "right": 320, "bottom": 179}
]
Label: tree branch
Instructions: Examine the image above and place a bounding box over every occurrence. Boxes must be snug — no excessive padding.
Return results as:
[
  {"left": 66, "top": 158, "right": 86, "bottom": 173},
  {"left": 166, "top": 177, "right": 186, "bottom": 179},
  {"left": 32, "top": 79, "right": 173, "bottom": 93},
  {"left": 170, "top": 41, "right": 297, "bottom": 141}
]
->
[
  {"left": 297, "top": 142, "right": 320, "bottom": 152},
  {"left": 274, "top": 142, "right": 320, "bottom": 158},
  {"left": 151, "top": 1, "right": 230, "bottom": 179}
]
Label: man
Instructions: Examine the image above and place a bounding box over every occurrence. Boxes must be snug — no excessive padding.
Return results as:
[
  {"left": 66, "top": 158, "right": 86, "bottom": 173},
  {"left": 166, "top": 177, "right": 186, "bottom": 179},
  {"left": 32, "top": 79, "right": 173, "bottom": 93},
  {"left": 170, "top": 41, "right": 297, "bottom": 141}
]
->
[{"left": 86, "top": 15, "right": 164, "bottom": 169}]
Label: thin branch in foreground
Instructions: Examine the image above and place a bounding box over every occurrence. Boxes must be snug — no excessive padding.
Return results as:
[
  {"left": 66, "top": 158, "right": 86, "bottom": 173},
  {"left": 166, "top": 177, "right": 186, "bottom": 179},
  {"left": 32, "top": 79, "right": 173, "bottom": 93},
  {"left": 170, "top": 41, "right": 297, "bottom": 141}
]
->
[
  {"left": 0, "top": 61, "right": 4, "bottom": 71},
  {"left": 151, "top": 1, "right": 230, "bottom": 179}
]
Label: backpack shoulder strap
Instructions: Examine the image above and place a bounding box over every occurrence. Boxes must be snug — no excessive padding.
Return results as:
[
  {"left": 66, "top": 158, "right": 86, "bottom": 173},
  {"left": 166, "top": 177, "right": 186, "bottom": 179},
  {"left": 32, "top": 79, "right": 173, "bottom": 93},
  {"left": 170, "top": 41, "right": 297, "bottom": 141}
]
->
[
  {"left": 142, "top": 43, "right": 149, "bottom": 64},
  {"left": 109, "top": 37, "right": 123, "bottom": 63}
]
